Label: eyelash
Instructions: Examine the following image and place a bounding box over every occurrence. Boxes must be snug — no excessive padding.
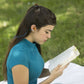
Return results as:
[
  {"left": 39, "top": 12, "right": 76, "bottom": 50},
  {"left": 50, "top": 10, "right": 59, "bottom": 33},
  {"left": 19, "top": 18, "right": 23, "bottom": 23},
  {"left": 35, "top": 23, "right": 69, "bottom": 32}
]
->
[{"left": 45, "top": 31, "right": 49, "bottom": 34}]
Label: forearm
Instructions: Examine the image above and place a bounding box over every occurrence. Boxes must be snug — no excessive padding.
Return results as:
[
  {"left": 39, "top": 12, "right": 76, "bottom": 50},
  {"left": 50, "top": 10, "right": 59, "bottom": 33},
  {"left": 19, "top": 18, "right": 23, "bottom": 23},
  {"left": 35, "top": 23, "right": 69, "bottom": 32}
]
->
[
  {"left": 39, "top": 64, "right": 69, "bottom": 84},
  {"left": 39, "top": 68, "right": 50, "bottom": 78}
]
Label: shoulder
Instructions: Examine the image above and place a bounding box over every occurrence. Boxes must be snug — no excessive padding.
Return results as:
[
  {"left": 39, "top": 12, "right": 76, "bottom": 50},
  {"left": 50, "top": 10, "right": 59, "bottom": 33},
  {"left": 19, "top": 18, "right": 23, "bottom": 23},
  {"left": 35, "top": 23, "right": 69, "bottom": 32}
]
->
[
  {"left": 11, "top": 45, "right": 30, "bottom": 59},
  {"left": 12, "top": 39, "right": 35, "bottom": 51},
  {"left": 11, "top": 39, "right": 32, "bottom": 54},
  {"left": 8, "top": 39, "right": 35, "bottom": 61},
  {"left": 7, "top": 42, "right": 30, "bottom": 69},
  {"left": 8, "top": 41, "right": 31, "bottom": 61}
]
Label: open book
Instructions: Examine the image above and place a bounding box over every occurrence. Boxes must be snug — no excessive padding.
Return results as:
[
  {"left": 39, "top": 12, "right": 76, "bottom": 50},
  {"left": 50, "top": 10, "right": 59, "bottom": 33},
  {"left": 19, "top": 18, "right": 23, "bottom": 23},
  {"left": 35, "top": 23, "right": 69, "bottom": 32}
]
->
[{"left": 48, "top": 45, "right": 80, "bottom": 72}]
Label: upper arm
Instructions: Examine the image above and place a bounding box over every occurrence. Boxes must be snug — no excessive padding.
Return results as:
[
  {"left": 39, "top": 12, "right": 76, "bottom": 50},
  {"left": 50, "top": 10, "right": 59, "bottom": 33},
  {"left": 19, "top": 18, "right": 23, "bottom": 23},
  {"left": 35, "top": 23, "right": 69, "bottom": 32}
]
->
[{"left": 12, "top": 65, "right": 29, "bottom": 84}]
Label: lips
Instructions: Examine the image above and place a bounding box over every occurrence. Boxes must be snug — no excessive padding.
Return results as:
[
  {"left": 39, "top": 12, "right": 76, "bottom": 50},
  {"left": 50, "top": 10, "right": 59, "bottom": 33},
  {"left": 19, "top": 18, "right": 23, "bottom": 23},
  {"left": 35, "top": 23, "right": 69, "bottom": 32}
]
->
[{"left": 44, "top": 40, "right": 47, "bottom": 42}]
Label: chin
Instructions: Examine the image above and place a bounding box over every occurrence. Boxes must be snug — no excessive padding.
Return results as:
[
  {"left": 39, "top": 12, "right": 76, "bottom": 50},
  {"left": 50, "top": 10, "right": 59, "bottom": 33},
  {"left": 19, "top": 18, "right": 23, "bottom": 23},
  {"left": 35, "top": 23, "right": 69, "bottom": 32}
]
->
[
  {"left": 38, "top": 42, "right": 44, "bottom": 45},
  {"left": 40, "top": 42, "right": 45, "bottom": 45},
  {"left": 35, "top": 40, "right": 45, "bottom": 45},
  {"left": 40, "top": 43, "right": 44, "bottom": 45}
]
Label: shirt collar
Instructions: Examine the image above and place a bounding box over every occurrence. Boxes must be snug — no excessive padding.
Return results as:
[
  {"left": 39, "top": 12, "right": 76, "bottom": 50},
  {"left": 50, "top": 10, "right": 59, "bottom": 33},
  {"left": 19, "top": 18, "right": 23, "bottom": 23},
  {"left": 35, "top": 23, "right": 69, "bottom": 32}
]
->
[{"left": 23, "top": 38, "right": 36, "bottom": 47}]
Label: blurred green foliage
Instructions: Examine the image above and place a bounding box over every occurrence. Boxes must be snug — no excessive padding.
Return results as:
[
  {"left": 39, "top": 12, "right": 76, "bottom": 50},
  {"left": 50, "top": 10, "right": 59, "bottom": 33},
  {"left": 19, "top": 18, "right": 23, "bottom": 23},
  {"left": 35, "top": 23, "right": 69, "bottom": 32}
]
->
[{"left": 0, "top": 0, "right": 84, "bottom": 81}]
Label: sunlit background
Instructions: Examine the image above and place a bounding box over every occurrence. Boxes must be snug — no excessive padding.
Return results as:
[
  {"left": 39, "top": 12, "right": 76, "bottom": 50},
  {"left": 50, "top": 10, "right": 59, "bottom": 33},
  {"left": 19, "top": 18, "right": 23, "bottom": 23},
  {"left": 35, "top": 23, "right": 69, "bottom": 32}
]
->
[{"left": 0, "top": 0, "right": 84, "bottom": 81}]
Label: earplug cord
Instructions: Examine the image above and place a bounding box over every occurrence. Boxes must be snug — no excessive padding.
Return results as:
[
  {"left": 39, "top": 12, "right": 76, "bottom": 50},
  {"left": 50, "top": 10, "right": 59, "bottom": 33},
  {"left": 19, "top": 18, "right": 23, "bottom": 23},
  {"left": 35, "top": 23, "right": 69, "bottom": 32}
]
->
[{"left": 13, "top": 32, "right": 27, "bottom": 39}]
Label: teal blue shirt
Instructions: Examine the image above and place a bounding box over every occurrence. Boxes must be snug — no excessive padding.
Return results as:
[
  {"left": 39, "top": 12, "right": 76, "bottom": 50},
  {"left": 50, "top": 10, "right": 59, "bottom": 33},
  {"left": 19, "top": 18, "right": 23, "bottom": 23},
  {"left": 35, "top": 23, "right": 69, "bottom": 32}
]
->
[{"left": 6, "top": 39, "right": 44, "bottom": 84}]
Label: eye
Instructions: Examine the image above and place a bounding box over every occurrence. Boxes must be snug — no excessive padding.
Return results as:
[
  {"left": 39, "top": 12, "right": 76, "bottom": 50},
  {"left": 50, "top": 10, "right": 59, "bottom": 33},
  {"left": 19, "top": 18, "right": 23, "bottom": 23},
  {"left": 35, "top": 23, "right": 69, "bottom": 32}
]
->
[{"left": 45, "top": 31, "right": 49, "bottom": 34}]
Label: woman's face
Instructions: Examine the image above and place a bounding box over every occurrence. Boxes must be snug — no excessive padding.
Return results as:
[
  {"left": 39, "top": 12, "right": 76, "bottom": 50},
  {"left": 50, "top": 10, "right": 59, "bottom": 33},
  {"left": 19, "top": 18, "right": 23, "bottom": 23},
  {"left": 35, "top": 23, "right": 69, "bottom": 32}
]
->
[{"left": 33, "top": 25, "right": 55, "bottom": 45}]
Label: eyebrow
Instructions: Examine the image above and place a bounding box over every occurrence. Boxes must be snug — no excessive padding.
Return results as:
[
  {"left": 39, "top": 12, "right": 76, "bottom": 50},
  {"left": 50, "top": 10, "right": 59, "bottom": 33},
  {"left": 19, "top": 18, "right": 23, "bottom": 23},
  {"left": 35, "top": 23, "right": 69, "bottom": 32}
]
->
[{"left": 46, "top": 29, "right": 53, "bottom": 32}]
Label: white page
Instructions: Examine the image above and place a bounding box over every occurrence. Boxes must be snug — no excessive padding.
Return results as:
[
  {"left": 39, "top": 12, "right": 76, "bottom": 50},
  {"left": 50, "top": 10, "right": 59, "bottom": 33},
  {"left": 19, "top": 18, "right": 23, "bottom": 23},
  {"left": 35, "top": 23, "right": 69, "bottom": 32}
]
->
[{"left": 48, "top": 45, "right": 80, "bottom": 72}]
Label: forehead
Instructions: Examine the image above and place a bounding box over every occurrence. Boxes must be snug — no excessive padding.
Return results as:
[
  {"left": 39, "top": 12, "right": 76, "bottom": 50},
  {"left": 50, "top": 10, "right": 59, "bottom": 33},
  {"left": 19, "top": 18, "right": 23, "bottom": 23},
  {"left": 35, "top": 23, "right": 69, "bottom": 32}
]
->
[{"left": 40, "top": 25, "right": 55, "bottom": 31}]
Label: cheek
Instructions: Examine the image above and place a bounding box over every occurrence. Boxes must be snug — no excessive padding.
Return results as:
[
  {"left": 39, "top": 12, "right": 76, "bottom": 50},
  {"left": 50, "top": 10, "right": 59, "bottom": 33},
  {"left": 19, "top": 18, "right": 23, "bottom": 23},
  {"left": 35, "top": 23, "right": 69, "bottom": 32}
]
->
[{"left": 39, "top": 33, "right": 46, "bottom": 38}]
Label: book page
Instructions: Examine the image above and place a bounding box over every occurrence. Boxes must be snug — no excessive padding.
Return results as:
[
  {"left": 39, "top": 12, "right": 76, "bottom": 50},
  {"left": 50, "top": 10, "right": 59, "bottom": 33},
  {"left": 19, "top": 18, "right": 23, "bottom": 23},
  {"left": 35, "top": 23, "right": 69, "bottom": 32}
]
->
[{"left": 48, "top": 45, "right": 80, "bottom": 72}]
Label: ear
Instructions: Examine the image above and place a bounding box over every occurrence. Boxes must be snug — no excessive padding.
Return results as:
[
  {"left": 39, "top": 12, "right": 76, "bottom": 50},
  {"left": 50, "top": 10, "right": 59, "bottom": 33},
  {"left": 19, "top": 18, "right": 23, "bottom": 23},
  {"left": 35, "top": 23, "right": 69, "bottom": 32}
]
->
[{"left": 31, "top": 24, "right": 37, "bottom": 32}]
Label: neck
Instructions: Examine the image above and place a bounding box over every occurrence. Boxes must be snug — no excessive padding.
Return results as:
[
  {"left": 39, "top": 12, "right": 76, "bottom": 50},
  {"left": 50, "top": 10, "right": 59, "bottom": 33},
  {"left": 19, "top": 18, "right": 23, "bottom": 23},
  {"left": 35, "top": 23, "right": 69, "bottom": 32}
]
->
[{"left": 25, "top": 34, "right": 34, "bottom": 43}]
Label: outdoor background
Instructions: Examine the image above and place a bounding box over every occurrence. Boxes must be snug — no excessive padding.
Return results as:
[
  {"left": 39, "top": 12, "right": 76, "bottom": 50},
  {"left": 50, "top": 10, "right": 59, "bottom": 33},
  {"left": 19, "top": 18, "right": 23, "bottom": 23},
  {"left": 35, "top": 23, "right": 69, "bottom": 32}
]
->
[{"left": 0, "top": 0, "right": 84, "bottom": 81}]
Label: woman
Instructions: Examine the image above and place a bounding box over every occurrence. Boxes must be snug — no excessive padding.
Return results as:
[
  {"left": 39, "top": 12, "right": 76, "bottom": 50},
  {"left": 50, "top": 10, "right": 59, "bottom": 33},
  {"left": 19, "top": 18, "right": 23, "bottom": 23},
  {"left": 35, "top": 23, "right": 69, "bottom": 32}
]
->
[{"left": 3, "top": 4, "right": 68, "bottom": 84}]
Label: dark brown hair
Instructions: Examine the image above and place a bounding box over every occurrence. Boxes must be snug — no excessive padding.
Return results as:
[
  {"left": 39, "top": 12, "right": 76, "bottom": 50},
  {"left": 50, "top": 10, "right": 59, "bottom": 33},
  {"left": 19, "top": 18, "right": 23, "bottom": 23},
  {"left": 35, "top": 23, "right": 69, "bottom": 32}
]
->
[{"left": 3, "top": 4, "right": 56, "bottom": 80}]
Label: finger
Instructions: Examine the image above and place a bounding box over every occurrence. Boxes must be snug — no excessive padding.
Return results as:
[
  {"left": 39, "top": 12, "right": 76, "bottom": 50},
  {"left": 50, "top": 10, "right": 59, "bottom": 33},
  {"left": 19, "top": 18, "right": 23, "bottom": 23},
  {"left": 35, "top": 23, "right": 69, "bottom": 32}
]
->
[
  {"left": 65, "top": 63, "right": 70, "bottom": 67},
  {"left": 54, "top": 64, "right": 62, "bottom": 70},
  {"left": 62, "top": 63, "right": 70, "bottom": 69}
]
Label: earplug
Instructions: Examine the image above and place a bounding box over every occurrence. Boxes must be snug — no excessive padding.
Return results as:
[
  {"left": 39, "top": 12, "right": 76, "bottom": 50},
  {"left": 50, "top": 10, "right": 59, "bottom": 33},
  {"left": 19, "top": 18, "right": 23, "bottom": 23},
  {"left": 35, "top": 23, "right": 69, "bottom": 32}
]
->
[
  {"left": 32, "top": 27, "right": 36, "bottom": 32},
  {"left": 33, "top": 27, "right": 36, "bottom": 31}
]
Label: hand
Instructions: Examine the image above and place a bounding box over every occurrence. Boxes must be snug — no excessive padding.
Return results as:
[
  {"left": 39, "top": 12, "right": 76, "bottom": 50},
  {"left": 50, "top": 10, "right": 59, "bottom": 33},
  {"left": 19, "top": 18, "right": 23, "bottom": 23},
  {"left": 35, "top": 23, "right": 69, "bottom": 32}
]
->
[{"left": 49, "top": 63, "right": 70, "bottom": 80}]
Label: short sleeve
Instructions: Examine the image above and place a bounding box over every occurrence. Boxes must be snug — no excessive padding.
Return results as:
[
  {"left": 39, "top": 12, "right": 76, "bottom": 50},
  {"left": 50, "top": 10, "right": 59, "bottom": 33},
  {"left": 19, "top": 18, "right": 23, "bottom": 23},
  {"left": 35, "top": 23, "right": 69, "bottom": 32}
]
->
[{"left": 9, "top": 47, "right": 30, "bottom": 70}]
